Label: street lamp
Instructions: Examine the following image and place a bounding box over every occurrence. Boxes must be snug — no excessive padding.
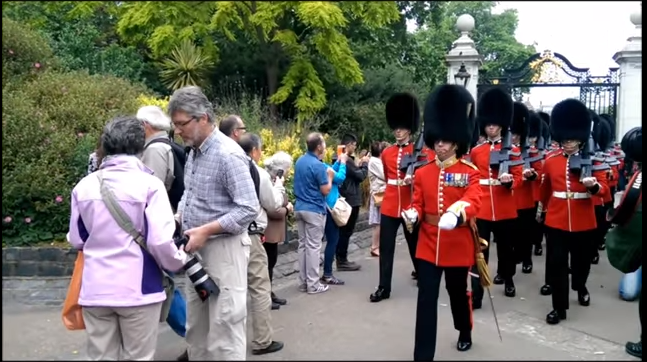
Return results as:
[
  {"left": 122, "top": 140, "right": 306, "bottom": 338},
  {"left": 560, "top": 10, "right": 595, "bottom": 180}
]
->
[{"left": 454, "top": 62, "right": 471, "bottom": 87}]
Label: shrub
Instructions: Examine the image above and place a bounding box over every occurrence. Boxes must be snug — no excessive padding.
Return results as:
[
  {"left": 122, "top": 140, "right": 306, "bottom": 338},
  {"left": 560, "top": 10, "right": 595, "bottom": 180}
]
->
[
  {"left": 2, "top": 17, "right": 55, "bottom": 85},
  {"left": 2, "top": 70, "right": 146, "bottom": 245}
]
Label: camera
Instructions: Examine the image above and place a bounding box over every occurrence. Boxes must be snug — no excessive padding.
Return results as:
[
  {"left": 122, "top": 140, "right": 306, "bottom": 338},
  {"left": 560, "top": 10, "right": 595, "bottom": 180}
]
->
[{"left": 174, "top": 235, "right": 221, "bottom": 301}]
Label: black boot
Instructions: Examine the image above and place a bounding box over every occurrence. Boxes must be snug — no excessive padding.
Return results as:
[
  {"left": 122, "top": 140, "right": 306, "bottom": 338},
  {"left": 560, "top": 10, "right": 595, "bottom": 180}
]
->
[
  {"left": 271, "top": 292, "right": 287, "bottom": 306},
  {"left": 411, "top": 270, "right": 418, "bottom": 280},
  {"left": 504, "top": 280, "right": 516, "bottom": 298},
  {"left": 522, "top": 262, "right": 533, "bottom": 274},
  {"left": 177, "top": 350, "right": 188, "bottom": 361},
  {"left": 540, "top": 284, "right": 552, "bottom": 296},
  {"left": 546, "top": 309, "right": 567, "bottom": 325},
  {"left": 493, "top": 275, "right": 504, "bottom": 285},
  {"left": 578, "top": 287, "right": 591, "bottom": 307},
  {"left": 337, "top": 259, "right": 361, "bottom": 271},
  {"left": 625, "top": 341, "right": 642, "bottom": 359},
  {"left": 456, "top": 330, "right": 472, "bottom": 352},
  {"left": 369, "top": 287, "right": 390, "bottom": 303},
  {"left": 591, "top": 254, "right": 600, "bottom": 265},
  {"left": 252, "top": 341, "right": 285, "bottom": 355},
  {"left": 534, "top": 245, "right": 543, "bottom": 256}
]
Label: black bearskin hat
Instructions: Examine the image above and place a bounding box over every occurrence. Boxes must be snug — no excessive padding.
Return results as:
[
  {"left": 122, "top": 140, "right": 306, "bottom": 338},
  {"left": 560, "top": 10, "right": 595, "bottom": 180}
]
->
[
  {"left": 511, "top": 102, "right": 530, "bottom": 148},
  {"left": 476, "top": 87, "right": 513, "bottom": 133},
  {"left": 599, "top": 114, "right": 616, "bottom": 142},
  {"left": 470, "top": 123, "right": 481, "bottom": 149},
  {"left": 423, "top": 84, "right": 475, "bottom": 157},
  {"left": 550, "top": 99, "right": 592, "bottom": 143},
  {"left": 592, "top": 118, "right": 612, "bottom": 151},
  {"left": 621, "top": 127, "right": 642, "bottom": 163},
  {"left": 528, "top": 112, "right": 543, "bottom": 138},
  {"left": 386, "top": 93, "right": 421, "bottom": 132},
  {"left": 537, "top": 111, "right": 550, "bottom": 126}
]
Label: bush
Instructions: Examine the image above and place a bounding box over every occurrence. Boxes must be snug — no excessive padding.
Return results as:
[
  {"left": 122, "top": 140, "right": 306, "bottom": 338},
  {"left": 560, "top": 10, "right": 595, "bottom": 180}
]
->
[
  {"left": 2, "top": 17, "right": 56, "bottom": 87},
  {"left": 2, "top": 70, "right": 146, "bottom": 245}
]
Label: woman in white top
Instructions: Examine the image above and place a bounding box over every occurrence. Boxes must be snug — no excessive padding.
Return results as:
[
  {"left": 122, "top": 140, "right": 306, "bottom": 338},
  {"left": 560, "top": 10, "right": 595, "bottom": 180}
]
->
[{"left": 367, "top": 141, "right": 387, "bottom": 257}]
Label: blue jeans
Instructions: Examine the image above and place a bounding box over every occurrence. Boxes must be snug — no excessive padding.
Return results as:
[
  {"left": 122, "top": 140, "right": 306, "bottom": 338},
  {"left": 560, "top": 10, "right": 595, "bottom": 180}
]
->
[{"left": 323, "top": 211, "right": 340, "bottom": 277}]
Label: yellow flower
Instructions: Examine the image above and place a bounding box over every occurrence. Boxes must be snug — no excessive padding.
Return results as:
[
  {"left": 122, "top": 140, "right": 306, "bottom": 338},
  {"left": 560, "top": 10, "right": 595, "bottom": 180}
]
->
[{"left": 137, "top": 94, "right": 170, "bottom": 111}]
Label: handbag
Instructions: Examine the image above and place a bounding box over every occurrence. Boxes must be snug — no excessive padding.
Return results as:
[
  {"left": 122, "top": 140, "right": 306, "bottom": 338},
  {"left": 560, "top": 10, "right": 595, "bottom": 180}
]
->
[
  {"left": 328, "top": 196, "right": 352, "bottom": 227},
  {"left": 372, "top": 191, "right": 384, "bottom": 207},
  {"left": 61, "top": 251, "right": 86, "bottom": 330},
  {"left": 97, "top": 172, "right": 175, "bottom": 323}
]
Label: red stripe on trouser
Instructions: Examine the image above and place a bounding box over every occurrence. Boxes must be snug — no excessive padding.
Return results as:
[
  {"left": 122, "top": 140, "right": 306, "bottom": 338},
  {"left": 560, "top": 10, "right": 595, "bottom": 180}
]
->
[{"left": 467, "top": 290, "right": 473, "bottom": 329}]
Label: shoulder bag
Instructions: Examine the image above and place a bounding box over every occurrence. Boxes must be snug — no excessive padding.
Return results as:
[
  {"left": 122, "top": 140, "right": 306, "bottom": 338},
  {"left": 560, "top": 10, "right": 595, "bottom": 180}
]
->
[
  {"left": 328, "top": 196, "right": 352, "bottom": 227},
  {"left": 97, "top": 171, "right": 175, "bottom": 322}
]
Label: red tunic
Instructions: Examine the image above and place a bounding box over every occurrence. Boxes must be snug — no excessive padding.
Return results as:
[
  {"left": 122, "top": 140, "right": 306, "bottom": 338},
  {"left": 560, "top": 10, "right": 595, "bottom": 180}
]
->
[
  {"left": 515, "top": 146, "right": 544, "bottom": 210},
  {"left": 469, "top": 140, "right": 523, "bottom": 221},
  {"left": 539, "top": 152, "right": 610, "bottom": 232},
  {"left": 412, "top": 157, "right": 482, "bottom": 267},
  {"left": 380, "top": 144, "right": 435, "bottom": 218}
]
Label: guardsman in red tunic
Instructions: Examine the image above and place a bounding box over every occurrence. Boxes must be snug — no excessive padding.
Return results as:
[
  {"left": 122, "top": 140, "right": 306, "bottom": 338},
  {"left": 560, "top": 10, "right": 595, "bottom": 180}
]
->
[
  {"left": 370, "top": 93, "right": 435, "bottom": 303},
  {"left": 402, "top": 84, "right": 482, "bottom": 360},
  {"left": 469, "top": 88, "right": 523, "bottom": 307},
  {"left": 590, "top": 116, "right": 618, "bottom": 264},
  {"left": 538, "top": 99, "right": 610, "bottom": 325},
  {"left": 533, "top": 111, "right": 551, "bottom": 257},
  {"left": 513, "top": 108, "right": 544, "bottom": 274}
]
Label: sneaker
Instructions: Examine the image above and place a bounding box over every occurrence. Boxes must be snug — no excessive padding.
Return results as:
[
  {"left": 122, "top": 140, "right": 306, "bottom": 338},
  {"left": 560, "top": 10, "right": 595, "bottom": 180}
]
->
[
  {"left": 321, "top": 275, "right": 345, "bottom": 285},
  {"left": 337, "top": 260, "right": 361, "bottom": 271},
  {"left": 252, "top": 341, "right": 285, "bottom": 355},
  {"left": 307, "top": 284, "right": 329, "bottom": 294},
  {"left": 298, "top": 283, "right": 307, "bottom": 292}
]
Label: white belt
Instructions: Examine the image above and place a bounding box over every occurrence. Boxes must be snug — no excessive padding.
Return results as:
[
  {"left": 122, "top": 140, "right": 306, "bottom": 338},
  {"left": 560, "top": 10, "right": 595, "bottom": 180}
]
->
[
  {"left": 479, "top": 179, "right": 502, "bottom": 186},
  {"left": 552, "top": 191, "right": 590, "bottom": 200},
  {"left": 387, "top": 178, "right": 406, "bottom": 186}
]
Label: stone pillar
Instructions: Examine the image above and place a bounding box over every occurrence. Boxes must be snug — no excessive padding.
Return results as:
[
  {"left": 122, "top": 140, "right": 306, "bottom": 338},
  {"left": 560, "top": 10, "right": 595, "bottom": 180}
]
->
[
  {"left": 446, "top": 14, "right": 482, "bottom": 104},
  {"left": 612, "top": 5, "right": 642, "bottom": 138}
]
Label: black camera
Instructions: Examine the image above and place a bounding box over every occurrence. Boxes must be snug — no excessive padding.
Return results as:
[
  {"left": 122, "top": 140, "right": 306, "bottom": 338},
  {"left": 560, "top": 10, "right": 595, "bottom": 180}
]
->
[{"left": 174, "top": 235, "right": 221, "bottom": 301}]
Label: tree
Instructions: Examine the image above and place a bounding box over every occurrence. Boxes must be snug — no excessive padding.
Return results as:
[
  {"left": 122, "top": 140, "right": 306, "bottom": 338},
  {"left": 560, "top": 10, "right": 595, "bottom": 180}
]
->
[
  {"left": 115, "top": 1, "right": 401, "bottom": 127},
  {"left": 159, "top": 39, "right": 215, "bottom": 91}
]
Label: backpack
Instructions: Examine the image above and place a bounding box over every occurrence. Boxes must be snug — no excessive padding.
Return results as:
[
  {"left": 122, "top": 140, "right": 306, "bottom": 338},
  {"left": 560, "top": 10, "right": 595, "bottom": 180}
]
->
[
  {"left": 145, "top": 138, "right": 187, "bottom": 210},
  {"left": 248, "top": 158, "right": 261, "bottom": 199}
]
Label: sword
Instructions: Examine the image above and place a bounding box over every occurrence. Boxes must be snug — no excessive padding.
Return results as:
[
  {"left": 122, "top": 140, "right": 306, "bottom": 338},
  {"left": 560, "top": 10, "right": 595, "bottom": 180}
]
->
[{"left": 486, "top": 287, "right": 503, "bottom": 342}]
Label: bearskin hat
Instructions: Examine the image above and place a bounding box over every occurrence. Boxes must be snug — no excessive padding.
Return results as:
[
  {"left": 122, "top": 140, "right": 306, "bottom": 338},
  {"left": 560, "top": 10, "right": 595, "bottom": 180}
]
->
[
  {"left": 476, "top": 87, "right": 513, "bottom": 134},
  {"left": 528, "top": 112, "right": 543, "bottom": 138},
  {"left": 470, "top": 123, "right": 482, "bottom": 149},
  {"left": 537, "top": 111, "right": 550, "bottom": 126},
  {"left": 550, "top": 99, "right": 592, "bottom": 143},
  {"left": 599, "top": 114, "right": 616, "bottom": 141},
  {"left": 621, "top": 127, "right": 642, "bottom": 163},
  {"left": 386, "top": 93, "right": 420, "bottom": 132},
  {"left": 542, "top": 117, "right": 551, "bottom": 144},
  {"left": 511, "top": 102, "right": 530, "bottom": 148},
  {"left": 592, "top": 117, "right": 612, "bottom": 151},
  {"left": 423, "top": 84, "right": 475, "bottom": 157}
]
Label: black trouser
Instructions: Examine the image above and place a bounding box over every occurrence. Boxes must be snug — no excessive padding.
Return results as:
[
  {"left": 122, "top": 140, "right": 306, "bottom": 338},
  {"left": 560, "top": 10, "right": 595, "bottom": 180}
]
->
[
  {"left": 640, "top": 289, "right": 643, "bottom": 343},
  {"left": 337, "top": 205, "right": 361, "bottom": 262},
  {"left": 516, "top": 208, "right": 540, "bottom": 264},
  {"left": 542, "top": 224, "right": 550, "bottom": 285},
  {"left": 263, "top": 242, "right": 279, "bottom": 283},
  {"left": 592, "top": 205, "right": 609, "bottom": 259},
  {"left": 378, "top": 214, "right": 419, "bottom": 291},
  {"left": 545, "top": 226, "right": 595, "bottom": 311},
  {"left": 532, "top": 202, "right": 543, "bottom": 248},
  {"left": 472, "top": 218, "right": 516, "bottom": 303},
  {"left": 414, "top": 260, "right": 471, "bottom": 361}
]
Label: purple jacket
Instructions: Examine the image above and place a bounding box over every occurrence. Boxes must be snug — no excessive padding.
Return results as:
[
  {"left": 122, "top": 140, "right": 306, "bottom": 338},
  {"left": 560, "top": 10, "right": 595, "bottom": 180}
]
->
[{"left": 67, "top": 155, "right": 186, "bottom": 307}]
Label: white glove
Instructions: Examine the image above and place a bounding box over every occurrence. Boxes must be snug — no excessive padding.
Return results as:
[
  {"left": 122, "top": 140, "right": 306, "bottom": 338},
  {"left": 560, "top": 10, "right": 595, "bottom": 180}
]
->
[
  {"left": 402, "top": 208, "right": 419, "bottom": 223},
  {"left": 582, "top": 177, "right": 596, "bottom": 188},
  {"left": 438, "top": 212, "right": 458, "bottom": 230}
]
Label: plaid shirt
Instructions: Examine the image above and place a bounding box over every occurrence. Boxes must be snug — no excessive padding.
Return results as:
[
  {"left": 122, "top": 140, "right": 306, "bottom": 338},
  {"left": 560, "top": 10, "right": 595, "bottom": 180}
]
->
[{"left": 178, "top": 128, "right": 259, "bottom": 236}]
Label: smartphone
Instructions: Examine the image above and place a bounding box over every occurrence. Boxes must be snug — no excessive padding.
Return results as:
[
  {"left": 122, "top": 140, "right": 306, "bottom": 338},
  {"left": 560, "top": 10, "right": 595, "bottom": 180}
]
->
[
  {"left": 276, "top": 169, "right": 284, "bottom": 178},
  {"left": 337, "top": 145, "right": 346, "bottom": 158}
]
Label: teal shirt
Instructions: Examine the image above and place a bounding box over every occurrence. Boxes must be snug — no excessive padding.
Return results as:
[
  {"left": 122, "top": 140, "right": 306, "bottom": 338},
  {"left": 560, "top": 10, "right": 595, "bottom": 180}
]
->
[{"left": 323, "top": 160, "right": 346, "bottom": 208}]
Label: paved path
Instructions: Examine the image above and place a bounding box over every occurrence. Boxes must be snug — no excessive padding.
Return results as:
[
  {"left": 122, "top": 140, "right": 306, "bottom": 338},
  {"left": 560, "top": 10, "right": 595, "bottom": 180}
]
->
[{"left": 2, "top": 227, "right": 640, "bottom": 361}]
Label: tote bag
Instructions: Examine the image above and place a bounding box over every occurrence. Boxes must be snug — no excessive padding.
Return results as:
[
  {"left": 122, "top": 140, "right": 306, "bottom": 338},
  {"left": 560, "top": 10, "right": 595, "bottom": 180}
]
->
[{"left": 61, "top": 251, "right": 86, "bottom": 330}]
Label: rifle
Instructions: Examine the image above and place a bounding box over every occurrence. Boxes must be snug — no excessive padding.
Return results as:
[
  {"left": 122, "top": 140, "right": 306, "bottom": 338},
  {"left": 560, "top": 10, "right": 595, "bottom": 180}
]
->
[
  {"left": 524, "top": 135, "right": 545, "bottom": 166},
  {"left": 569, "top": 135, "right": 594, "bottom": 182},
  {"left": 490, "top": 131, "right": 513, "bottom": 175},
  {"left": 399, "top": 131, "right": 429, "bottom": 175}
]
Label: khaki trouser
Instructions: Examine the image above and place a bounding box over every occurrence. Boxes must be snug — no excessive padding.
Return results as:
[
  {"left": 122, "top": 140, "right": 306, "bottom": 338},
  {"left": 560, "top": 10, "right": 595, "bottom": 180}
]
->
[
  {"left": 186, "top": 233, "right": 251, "bottom": 361},
  {"left": 82, "top": 302, "right": 162, "bottom": 361},
  {"left": 248, "top": 233, "right": 274, "bottom": 350},
  {"left": 295, "top": 211, "right": 326, "bottom": 291}
]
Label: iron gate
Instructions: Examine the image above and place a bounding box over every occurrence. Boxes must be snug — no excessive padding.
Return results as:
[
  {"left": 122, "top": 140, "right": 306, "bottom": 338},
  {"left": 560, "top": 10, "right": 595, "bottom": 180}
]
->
[{"left": 477, "top": 50, "right": 620, "bottom": 119}]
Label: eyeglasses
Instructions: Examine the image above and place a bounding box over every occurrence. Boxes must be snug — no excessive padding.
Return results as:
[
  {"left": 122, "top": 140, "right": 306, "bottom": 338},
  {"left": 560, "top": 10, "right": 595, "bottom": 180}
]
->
[
  {"left": 172, "top": 117, "right": 197, "bottom": 129},
  {"left": 236, "top": 127, "right": 247, "bottom": 131}
]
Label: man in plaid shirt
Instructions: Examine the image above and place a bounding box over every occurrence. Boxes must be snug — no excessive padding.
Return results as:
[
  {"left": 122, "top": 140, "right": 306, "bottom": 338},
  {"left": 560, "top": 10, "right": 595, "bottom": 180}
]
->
[{"left": 170, "top": 86, "right": 259, "bottom": 361}]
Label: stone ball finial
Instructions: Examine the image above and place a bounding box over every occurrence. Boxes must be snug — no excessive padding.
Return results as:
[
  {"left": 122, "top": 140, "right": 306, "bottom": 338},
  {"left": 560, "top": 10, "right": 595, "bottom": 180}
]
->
[
  {"left": 456, "top": 14, "right": 475, "bottom": 33},
  {"left": 630, "top": 6, "right": 641, "bottom": 26}
]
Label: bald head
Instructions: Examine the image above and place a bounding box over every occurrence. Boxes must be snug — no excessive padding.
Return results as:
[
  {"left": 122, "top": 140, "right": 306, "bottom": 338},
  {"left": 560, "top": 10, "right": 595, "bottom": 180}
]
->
[
  {"left": 219, "top": 115, "right": 246, "bottom": 141},
  {"left": 306, "top": 132, "right": 325, "bottom": 154}
]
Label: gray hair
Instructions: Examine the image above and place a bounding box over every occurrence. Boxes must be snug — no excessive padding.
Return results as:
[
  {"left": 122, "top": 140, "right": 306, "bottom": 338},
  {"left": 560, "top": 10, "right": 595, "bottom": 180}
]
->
[
  {"left": 167, "top": 86, "right": 215, "bottom": 124},
  {"left": 137, "top": 105, "right": 171, "bottom": 131},
  {"left": 238, "top": 133, "right": 262, "bottom": 156},
  {"left": 264, "top": 151, "right": 293, "bottom": 177},
  {"left": 100, "top": 116, "right": 146, "bottom": 157}
]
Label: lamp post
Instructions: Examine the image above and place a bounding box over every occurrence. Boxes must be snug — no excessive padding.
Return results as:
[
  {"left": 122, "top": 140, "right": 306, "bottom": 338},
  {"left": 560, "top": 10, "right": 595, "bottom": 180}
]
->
[{"left": 454, "top": 62, "right": 471, "bottom": 87}]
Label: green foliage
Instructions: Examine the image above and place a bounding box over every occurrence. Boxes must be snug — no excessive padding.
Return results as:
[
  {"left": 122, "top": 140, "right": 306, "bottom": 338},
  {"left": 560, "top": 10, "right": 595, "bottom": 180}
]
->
[
  {"left": 2, "top": 17, "right": 55, "bottom": 82},
  {"left": 159, "top": 39, "right": 215, "bottom": 91},
  {"left": 2, "top": 70, "right": 145, "bottom": 246}
]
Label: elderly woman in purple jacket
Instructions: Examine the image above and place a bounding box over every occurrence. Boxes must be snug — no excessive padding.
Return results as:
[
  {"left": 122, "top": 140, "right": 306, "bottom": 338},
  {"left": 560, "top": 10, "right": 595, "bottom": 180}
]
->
[{"left": 67, "top": 116, "right": 187, "bottom": 361}]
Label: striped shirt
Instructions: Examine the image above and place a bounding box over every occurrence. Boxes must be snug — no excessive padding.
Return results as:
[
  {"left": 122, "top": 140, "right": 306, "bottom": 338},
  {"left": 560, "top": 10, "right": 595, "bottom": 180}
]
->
[{"left": 178, "top": 127, "right": 259, "bottom": 236}]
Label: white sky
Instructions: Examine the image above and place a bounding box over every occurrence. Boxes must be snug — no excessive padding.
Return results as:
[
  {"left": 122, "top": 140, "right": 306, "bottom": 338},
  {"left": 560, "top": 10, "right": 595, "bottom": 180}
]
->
[{"left": 493, "top": 1, "right": 640, "bottom": 108}]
